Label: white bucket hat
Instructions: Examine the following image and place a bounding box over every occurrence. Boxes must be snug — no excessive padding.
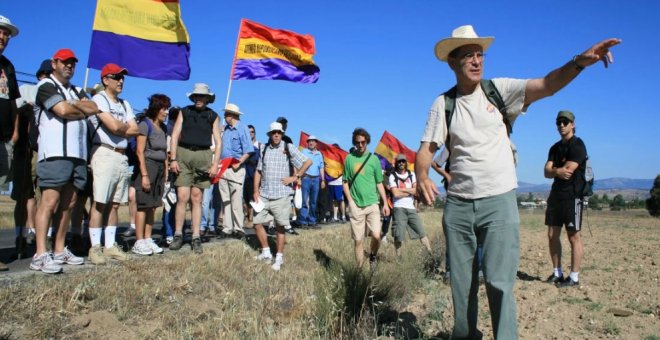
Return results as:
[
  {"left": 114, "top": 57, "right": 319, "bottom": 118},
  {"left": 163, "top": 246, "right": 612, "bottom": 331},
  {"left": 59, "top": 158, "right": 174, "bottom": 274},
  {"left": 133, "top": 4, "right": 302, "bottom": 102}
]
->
[
  {"left": 307, "top": 135, "right": 318, "bottom": 141},
  {"left": 0, "top": 15, "right": 19, "bottom": 37},
  {"left": 434, "top": 25, "right": 494, "bottom": 62},
  {"left": 187, "top": 83, "right": 215, "bottom": 103},
  {"left": 267, "top": 122, "right": 284, "bottom": 135},
  {"left": 223, "top": 103, "right": 243, "bottom": 115}
]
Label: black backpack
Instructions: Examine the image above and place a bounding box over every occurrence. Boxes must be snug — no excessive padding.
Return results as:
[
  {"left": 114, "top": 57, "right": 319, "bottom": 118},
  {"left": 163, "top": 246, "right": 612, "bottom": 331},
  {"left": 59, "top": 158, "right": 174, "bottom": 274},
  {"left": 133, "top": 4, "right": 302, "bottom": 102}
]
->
[
  {"left": 261, "top": 141, "right": 294, "bottom": 177},
  {"left": 391, "top": 169, "right": 414, "bottom": 188}
]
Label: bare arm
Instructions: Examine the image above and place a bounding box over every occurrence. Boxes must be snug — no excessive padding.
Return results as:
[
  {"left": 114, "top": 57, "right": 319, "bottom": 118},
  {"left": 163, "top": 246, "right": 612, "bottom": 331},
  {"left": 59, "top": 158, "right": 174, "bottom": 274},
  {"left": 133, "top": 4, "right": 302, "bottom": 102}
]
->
[
  {"left": 169, "top": 111, "right": 184, "bottom": 173},
  {"left": 525, "top": 38, "right": 621, "bottom": 108},
  {"left": 50, "top": 99, "right": 99, "bottom": 120},
  {"left": 136, "top": 134, "right": 151, "bottom": 192},
  {"left": 10, "top": 100, "right": 18, "bottom": 144},
  {"left": 415, "top": 141, "right": 440, "bottom": 205},
  {"left": 95, "top": 111, "right": 128, "bottom": 136},
  {"left": 544, "top": 160, "right": 579, "bottom": 180},
  {"left": 283, "top": 158, "right": 312, "bottom": 186},
  {"left": 124, "top": 119, "right": 139, "bottom": 137},
  {"left": 253, "top": 170, "right": 262, "bottom": 202},
  {"left": 377, "top": 182, "right": 390, "bottom": 216}
]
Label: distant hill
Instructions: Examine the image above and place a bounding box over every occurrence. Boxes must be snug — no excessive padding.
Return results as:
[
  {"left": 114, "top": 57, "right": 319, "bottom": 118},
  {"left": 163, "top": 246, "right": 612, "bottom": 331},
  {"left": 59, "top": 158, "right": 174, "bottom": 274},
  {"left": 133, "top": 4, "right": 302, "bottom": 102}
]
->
[{"left": 517, "top": 177, "right": 653, "bottom": 193}]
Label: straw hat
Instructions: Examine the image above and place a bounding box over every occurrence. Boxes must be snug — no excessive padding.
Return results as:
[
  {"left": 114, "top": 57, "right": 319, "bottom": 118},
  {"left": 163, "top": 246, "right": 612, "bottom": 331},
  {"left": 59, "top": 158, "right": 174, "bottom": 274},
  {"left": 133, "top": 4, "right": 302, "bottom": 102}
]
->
[
  {"left": 0, "top": 15, "right": 19, "bottom": 37},
  {"left": 434, "top": 25, "right": 494, "bottom": 62},
  {"left": 223, "top": 103, "right": 243, "bottom": 115}
]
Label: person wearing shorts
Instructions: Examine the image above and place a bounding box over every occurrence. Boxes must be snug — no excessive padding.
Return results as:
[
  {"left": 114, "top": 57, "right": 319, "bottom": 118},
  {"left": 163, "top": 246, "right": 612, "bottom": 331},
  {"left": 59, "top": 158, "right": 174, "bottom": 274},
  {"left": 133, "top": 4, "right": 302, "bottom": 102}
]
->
[
  {"left": 88, "top": 63, "right": 139, "bottom": 264},
  {"left": 31, "top": 49, "right": 99, "bottom": 274},
  {"left": 389, "top": 154, "right": 432, "bottom": 257},
  {"left": 252, "top": 122, "right": 310, "bottom": 271},
  {"left": 169, "top": 83, "right": 221, "bottom": 253},
  {"left": 342, "top": 128, "right": 390, "bottom": 268},
  {"left": 544, "top": 110, "right": 588, "bottom": 288}
]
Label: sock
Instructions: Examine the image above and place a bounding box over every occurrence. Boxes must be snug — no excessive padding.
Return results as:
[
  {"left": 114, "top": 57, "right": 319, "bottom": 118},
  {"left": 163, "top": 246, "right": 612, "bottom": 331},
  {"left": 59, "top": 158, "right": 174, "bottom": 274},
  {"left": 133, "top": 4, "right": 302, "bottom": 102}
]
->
[
  {"left": 47, "top": 227, "right": 53, "bottom": 237},
  {"left": 262, "top": 248, "right": 272, "bottom": 256},
  {"left": 28, "top": 227, "right": 35, "bottom": 234},
  {"left": 89, "top": 227, "right": 103, "bottom": 247},
  {"left": 333, "top": 212, "right": 338, "bottom": 219},
  {"left": 104, "top": 226, "right": 117, "bottom": 248},
  {"left": 130, "top": 223, "right": 136, "bottom": 230},
  {"left": 554, "top": 267, "right": 563, "bottom": 277},
  {"left": 569, "top": 271, "right": 579, "bottom": 282},
  {"left": 15, "top": 226, "right": 22, "bottom": 237}
]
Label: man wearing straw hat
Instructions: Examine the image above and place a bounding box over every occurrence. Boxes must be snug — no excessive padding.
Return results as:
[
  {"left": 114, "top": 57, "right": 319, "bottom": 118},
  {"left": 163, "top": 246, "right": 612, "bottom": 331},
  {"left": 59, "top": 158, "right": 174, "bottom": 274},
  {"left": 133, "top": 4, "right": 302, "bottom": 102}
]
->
[
  {"left": 218, "top": 102, "right": 252, "bottom": 238},
  {"left": 415, "top": 25, "right": 620, "bottom": 339},
  {"left": 170, "top": 83, "right": 222, "bottom": 253}
]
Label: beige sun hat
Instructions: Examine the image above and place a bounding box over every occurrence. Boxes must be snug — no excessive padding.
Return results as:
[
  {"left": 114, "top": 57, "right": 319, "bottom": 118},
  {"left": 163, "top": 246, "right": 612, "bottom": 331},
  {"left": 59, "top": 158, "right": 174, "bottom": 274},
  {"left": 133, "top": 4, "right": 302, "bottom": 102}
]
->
[
  {"left": 187, "top": 83, "right": 215, "bottom": 103},
  {"left": 0, "top": 15, "right": 19, "bottom": 37},
  {"left": 223, "top": 103, "right": 243, "bottom": 115},
  {"left": 434, "top": 25, "right": 494, "bottom": 62},
  {"left": 267, "top": 122, "right": 284, "bottom": 135}
]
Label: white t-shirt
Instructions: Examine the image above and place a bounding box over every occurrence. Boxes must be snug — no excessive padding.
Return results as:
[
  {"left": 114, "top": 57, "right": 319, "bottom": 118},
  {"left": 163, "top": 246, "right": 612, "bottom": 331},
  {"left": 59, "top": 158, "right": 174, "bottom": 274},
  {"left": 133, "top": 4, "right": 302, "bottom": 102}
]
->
[
  {"left": 91, "top": 91, "right": 135, "bottom": 148},
  {"left": 433, "top": 147, "right": 450, "bottom": 167},
  {"left": 421, "top": 78, "right": 527, "bottom": 199},
  {"left": 388, "top": 171, "right": 416, "bottom": 209}
]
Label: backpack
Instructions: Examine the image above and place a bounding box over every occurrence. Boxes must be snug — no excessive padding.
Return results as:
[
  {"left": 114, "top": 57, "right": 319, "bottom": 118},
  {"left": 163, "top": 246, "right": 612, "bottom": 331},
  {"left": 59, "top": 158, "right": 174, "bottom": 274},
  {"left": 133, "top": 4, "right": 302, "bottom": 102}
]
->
[
  {"left": 391, "top": 169, "right": 414, "bottom": 189},
  {"left": 579, "top": 156, "right": 594, "bottom": 197},
  {"left": 441, "top": 79, "right": 513, "bottom": 188},
  {"left": 261, "top": 141, "right": 294, "bottom": 177}
]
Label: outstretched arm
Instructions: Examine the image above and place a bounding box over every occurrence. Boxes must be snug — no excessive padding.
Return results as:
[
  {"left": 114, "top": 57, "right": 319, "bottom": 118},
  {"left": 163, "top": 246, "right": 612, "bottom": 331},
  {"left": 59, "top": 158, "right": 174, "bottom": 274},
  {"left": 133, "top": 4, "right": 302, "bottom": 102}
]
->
[{"left": 524, "top": 38, "right": 621, "bottom": 108}]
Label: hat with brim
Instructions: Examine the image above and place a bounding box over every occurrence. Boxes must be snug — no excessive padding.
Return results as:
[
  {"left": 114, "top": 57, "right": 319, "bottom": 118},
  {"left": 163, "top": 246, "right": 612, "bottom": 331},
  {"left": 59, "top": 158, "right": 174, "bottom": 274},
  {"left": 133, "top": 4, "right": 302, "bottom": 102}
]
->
[
  {"left": 101, "top": 63, "right": 129, "bottom": 78},
  {"left": 52, "top": 48, "right": 78, "bottom": 62},
  {"left": 267, "top": 122, "right": 284, "bottom": 135},
  {"left": 434, "top": 25, "right": 494, "bottom": 62},
  {"left": 0, "top": 15, "right": 19, "bottom": 37},
  {"left": 187, "top": 83, "right": 215, "bottom": 104},
  {"left": 223, "top": 103, "right": 243, "bottom": 115},
  {"left": 556, "top": 110, "right": 575, "bottom": 122},
  {"left": 307, "top": 135, "right": 318, "bottom": 142},
  {"left": 395, "top": 153, "right": 407, "bottom": 162},
  {"left": 36, "top": 59, "right": 53, "bottom": 77}
]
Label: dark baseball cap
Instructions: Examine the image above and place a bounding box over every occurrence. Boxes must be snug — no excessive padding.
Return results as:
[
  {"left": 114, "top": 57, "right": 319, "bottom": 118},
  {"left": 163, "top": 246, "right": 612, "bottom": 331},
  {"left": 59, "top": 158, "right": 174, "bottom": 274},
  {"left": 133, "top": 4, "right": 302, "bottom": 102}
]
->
[
  {"left": 36, "top": 59, "right": 53, "bottom": 77},
  {"left": 556, "top": 110, "right": 575, "bottom": 122}
]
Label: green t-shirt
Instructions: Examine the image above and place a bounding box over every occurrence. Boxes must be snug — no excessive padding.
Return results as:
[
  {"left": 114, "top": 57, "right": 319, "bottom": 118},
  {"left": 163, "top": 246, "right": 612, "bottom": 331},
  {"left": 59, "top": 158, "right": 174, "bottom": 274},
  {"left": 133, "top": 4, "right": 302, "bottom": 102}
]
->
[{"left": 344, "top": 152, "right": 383, "bottom": 207}]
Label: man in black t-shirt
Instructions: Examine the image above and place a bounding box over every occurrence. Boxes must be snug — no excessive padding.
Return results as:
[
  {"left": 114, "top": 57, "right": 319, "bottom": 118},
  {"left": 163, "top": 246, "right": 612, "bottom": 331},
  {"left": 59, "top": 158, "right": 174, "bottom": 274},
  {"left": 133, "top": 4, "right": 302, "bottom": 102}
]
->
[
  {"left": 544, "top": 110, "right": 587, "bottom": 288},
  {"left": 0, "top": 15, "right": 20, "bottom": 193}
]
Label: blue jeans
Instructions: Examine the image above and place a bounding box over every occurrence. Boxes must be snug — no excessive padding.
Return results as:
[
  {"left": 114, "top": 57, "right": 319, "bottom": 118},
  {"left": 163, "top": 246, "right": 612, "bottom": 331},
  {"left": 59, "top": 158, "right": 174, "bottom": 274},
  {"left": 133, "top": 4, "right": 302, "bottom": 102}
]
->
[
  {"left": 162, "top": 207, "right": 175, "bottom": 238},
  {"left": 300, "top": 176, "right": 320, "bottom": 224},
  {"left": 201, "top": 183, "right": 221, "bottom": 231},
  {"left": 444, "top": 190, "right": 520, "bottom": 340}
]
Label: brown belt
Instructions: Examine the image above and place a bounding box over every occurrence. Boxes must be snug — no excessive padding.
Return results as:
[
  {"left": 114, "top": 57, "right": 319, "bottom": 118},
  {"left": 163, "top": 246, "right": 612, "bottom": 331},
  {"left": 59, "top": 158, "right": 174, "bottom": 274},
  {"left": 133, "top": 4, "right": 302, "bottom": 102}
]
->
[{"left": 96, "top": 143, "right": 126, "bottom": 154}]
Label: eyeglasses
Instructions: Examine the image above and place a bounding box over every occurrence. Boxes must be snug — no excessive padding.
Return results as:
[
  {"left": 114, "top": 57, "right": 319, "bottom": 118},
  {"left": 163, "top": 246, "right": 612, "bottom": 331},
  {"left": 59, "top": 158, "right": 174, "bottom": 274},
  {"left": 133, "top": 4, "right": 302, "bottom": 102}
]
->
[
  {"left": 105, "top": 74, "right": 124, "bottom": 81},
  {"left": 459, "top": 51, "right": 485, "bottom": 62},
  {"left": 556, "top": 119, "right": 571, "bottom": 126},
  {"left": 396, "top": 159, "right": 407, "bottom": 164},
  {"left": 354, "top": 140, "right": 367, "bottom": 146}
]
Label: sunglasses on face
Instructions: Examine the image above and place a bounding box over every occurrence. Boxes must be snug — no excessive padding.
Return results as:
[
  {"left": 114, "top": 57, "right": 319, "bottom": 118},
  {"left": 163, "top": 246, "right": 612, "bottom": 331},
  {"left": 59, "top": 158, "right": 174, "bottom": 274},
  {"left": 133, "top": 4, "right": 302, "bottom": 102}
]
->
[
  {"left": 556, "top": 119, "right": 571, "bottom": 126},
  {"left": 354, "top": 140, "right": 367, "bottom": 146},
  {"left": 105, "top": 74, "right": 124, "bottom": 81},
  {"left": 396, "top": 160, "right": 407, "bottom": 164}
]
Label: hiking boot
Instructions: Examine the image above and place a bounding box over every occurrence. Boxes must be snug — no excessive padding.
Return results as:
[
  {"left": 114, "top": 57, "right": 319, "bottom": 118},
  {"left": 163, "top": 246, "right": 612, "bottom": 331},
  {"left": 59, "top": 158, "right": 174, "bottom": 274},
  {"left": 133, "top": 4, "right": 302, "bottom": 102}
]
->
[
  {"left": 104, "top": 243, "right": 129, "bottom": 261},
  {"left": 272, "top": 256, "right": 284, "bottom": 271},
  {"left": 25, "top": 231, "right": 35, "bottom": 245},
  {"left": 53, "top": 247, "right": 84, "bottom": 265},
  {"left": 557, "top": 278, "right": 579, "bottom": 288},
  {"left": 122, "top": 228, "right": 136, "bottom": 237},
  {"left": 255, "top": 252, "right": 273, "bottom": 262},
  {"left": 192, "top": 237, "right": 203, "bottom": 254},
  {"left": 546, "top": 273, "right": 564, "bottom": 284},
  {"left": 88, "top": 245, "right": 106, "bottom": 265},
  {"left": 29, "top": 252, "right": 62, "bottom": 274},
  {"left": 147, "top": 239, "right": 164, "bottom": 254},
  {"left": 285, "top": 227, "right": 298, "bottom": 235},
  {"left": 132, "top": 240, "right": 153, "bottom": 256},
  {"left": 169, "top": 234, "right": 183, "bottom": 250}
]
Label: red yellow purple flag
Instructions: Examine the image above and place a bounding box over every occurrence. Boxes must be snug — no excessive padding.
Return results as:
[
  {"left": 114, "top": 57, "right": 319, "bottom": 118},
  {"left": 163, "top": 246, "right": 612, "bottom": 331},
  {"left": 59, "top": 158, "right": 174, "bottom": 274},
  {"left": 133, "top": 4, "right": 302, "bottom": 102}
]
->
[
  {"left": 231, "top": 19, "right": 320, "bottom": 83},
  {"left": 88, "top": 0, "right": 191, "bottom": 80},
  {"left": 299, "top": 132, "right": 347, "bottom": 180},
  {"left": 374, "top": 131, "right": 416, "bottom": 171}
]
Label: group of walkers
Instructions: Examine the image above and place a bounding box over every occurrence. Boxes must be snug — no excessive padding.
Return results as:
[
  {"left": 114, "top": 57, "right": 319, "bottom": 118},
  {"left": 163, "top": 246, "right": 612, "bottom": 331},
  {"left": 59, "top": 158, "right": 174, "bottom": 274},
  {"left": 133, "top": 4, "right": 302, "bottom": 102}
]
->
[{"left": 1, "top": 13, "right": 622, "bottom": 339}]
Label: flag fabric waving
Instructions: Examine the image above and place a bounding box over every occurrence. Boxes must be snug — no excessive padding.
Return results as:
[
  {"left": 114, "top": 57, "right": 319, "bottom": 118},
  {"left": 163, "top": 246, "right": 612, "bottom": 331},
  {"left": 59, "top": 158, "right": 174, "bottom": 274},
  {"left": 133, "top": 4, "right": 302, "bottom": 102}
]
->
[
  {"left": 88, "top": 0, "right": 191, "bottom": 80},
  {"left": 374, "top": 131, "right": 416, "bottom": 171},
  {"left": 299, "top": 132, "right": 347, "bottom": 180},
  {"left": 211, "top": 158, "right": 241, "bottom": 185},
  {"left": 231, "top": 19, "right": 320, "bottom": 84}
]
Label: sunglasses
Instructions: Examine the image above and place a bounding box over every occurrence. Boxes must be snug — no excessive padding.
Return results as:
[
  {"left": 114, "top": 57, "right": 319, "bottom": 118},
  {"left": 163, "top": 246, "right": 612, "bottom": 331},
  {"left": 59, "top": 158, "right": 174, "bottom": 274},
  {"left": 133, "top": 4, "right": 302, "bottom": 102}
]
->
[
  {"left": 396, "top": 159, "right": 407, "bottom": 164},
  {"left": 105, "top": 74, "right": 124, "bottom": 81},
  {"left": 354, "top": 140, "right": 367, "bottom": 146},
  {"left": 556, "top": 119, "right": 571, "bottom": 126}
]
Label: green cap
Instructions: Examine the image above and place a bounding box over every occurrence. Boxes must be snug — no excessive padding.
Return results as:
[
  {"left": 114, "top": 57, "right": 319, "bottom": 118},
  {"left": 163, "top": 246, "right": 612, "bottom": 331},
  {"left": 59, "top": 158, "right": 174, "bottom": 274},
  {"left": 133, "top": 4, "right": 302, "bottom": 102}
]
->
[{"left": 556, "top": 110, "right": 575, "bottom": 122}]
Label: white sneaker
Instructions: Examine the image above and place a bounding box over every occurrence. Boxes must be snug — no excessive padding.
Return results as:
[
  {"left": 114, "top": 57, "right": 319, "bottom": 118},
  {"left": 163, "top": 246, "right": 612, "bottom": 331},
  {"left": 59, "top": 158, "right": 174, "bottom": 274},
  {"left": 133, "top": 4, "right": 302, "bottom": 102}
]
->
[
  {"left": 272, "top": 256, "right": 284, "bottom": 271},
  {"left": 147, "top": 239, "right": 164, "bottom": 254},
  {"left": 166, "top": 236, "right": 174, "bottom": 245},
  {"left": 30, "top": 252, "right": 62, "bottom": 274},
  {"left": 53, "top": 246, "right": 84, "bottom": 265},
  {"left": 255, "top": 252, "right": 273, "bottom": 262},
  {"left": 381, "top": 235, "right": 388, "bottom": 245},
  {"left": 132, "top": 240, "right": 153, "bottom": 256}
]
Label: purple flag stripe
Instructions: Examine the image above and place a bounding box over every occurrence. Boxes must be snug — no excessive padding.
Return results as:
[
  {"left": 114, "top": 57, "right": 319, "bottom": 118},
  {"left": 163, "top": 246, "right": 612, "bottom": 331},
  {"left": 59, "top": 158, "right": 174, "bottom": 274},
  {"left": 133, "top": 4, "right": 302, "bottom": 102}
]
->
[{"left": 232, "top": 58, "right": 319, "bottom": 83}]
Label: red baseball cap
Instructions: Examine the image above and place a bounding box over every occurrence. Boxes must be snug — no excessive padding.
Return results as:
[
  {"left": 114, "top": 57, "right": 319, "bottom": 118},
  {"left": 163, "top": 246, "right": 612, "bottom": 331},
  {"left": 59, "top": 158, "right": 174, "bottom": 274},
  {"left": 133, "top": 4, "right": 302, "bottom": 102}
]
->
[
  {"left": 52, "top": 48, "right": 78, "bottom": 62},
  {"left": 101, "top": 63, "right": 129, "bottom": 78}
]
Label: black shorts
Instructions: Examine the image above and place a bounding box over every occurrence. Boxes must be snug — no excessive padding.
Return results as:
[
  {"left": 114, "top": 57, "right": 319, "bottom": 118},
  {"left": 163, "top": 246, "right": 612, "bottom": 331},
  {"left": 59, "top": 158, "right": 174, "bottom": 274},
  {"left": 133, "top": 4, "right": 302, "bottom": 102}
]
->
[
  {"left": 545, "top": 195, "right": 583, "bottom": 232},
  {"left": 132, "top": 159, "right": 165, "bottom": 209}
]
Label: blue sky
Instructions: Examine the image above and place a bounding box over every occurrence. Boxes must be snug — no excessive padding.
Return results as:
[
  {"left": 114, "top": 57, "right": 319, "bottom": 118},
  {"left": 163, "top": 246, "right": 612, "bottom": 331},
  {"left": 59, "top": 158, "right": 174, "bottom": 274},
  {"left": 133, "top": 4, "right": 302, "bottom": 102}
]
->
[{"left": 2, "top": 1, "right": 658, "bottom": 184}]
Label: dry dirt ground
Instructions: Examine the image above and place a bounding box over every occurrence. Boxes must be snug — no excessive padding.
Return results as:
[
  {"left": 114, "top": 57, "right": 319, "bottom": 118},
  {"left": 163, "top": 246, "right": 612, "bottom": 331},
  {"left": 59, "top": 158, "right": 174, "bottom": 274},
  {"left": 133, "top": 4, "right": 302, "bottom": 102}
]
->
[{"left": 403, "top": 209, "right": 660, "bottom": 339}]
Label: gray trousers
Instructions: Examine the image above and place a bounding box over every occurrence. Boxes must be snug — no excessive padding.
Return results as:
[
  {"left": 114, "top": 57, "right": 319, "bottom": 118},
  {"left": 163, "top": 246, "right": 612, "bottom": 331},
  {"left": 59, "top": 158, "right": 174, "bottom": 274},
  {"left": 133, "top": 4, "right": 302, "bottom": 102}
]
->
[{"left": 444, "top": 190, "right": 520, "bottom": 340}]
